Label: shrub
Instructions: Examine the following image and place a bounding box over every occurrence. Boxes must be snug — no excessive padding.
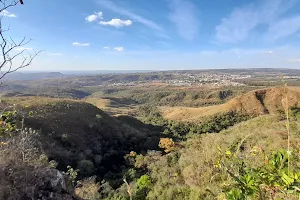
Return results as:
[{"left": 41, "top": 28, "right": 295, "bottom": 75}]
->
[
  {"left": 75, "top": 177, "right": 101, "bottom": 200},
  {"left": 134, "top": 175, "right": 152, "bottom": 200},
  {"left": 291, "top": 106, "right": 300, "bottom": 119},
  {"left": 136, "top": 174, "right": 151, "bottom": 190},
  {"left": 159, "top": 138, "right": 175, "bottom": 153},
  {"left": 217, "top": 148, "right": 300, "bottom": 199},
  {"left": 77, "top": 160, "right": 95, "bottom": 177},
  {"left": 0, "top": 110, "right": 18, "bottom": 137}
]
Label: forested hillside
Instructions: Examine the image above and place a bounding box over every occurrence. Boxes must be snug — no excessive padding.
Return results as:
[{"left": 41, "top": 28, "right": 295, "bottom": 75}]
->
[{"left": 1, "top": 86, "right": 300, "bottom": 199}]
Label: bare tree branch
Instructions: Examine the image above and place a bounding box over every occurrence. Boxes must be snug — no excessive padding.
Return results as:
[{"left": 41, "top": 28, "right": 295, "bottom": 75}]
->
[
  {"left": 0, "top": 0, "right": 41, "bottom": 81},
  {"left": 0, "top": 0, "right": 20, "bottom": 13}
]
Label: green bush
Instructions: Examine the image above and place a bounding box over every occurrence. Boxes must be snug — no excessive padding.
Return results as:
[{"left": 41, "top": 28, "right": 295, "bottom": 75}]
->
[
  {"left": 217, "top": 148, "right": 300, "bottom": 199},
  {"left": 291, "top": 106, "right": 300, "bottom": 119},
  {"left": 77, "top": 160, "right": 95, "bottom": 177},
  {"left": 0, "top": 110, "right": 18, "bottom": 137},
  {"left": 136, "top": 174, "right": 151, "bottom": 190},
  {"left": 134, "top": 175, "right": 152, "bottom": 200}
]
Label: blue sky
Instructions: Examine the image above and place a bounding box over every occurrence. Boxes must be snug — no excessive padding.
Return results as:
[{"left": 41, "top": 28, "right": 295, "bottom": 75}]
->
[{"left": 2, "top": 0, "right": 300, "bottom": 70}]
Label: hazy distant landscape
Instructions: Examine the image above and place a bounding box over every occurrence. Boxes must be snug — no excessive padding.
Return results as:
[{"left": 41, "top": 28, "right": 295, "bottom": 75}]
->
[
  {"left": 1, "top": 68, "right": 300, "bottom": 101},
  {"left": 1, "top": 0, "right": 300, "bottom": 199},
  {"left": 1, "top": 67, "right": 300, "bottom": 199}
]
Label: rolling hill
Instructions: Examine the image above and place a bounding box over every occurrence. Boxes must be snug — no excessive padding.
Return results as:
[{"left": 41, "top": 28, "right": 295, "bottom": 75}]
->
[
  {"left": 162, "top": 87, "right": 300, "bottom": 121},
  {"left": 0, "top": 97, "right": 162, "bottom": 179}
]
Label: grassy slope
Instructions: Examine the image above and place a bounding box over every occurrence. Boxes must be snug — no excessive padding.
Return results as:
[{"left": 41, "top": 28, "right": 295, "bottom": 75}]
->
[
  {"left": 161, "top": 87, "right": 300, "bottom": 122},
  {"left": 146, "top": 114, "right": 300, "bottom": 199}
]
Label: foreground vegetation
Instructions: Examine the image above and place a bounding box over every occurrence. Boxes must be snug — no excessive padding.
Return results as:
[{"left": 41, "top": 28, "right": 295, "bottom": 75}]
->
[{"left": 0, "top": 92, "right": 299, "bottom": 199}]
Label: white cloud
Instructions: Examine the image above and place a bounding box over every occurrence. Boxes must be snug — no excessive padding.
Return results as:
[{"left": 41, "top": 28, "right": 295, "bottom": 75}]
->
[
  {"left": 72, "top": 42, "right": 90, "bottom": 46},
  {"left": 215, "top": 0, "right": 298, "bottom": 43},
  {"left": 287, "top": 58, "right": 300, "bottom": 63},
  {"left": 48, "top": 53, "right": 63, "bottom": 56},
  {"left": 97, "top": 0, "right": 161, "bottom": 30},
  {"left": 15, "top": 47, "right": 33, "bottom": 51},
  {"left": 267, "top": 16, "right": 300, "bottom": 41},
  {"left": 114, "top": 47, "right": 124, "bottom": 52},
  {"left": 85, "top": 12, "right": 103, "bottom": 22},
  {"left": 168, "top": 0, "right": 199, "bottom": 41},
  {"left": 1, "top": 10, "right": 17, "bottom": 18},
  {"left": 216, "top": 5, "right": 260, "bottom": 43},
  {"left": 259, "top": 50, "right": 274, "bottom": 54},
  {"left": 96, "top": 0, "right": 169, "bottom": 39},
  {"left": 99, "top": 19, "right": 132, "bottom": 27},
  {"left": 103, "top": 46, "right": 125, "bottom": 51}
]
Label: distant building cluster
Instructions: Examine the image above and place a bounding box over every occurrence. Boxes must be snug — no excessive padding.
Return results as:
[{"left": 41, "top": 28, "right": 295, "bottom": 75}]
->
[
  {"left": 104, "top": 72, "right": 251, "bottom": 87},
  {"left": 281, "top": 76, "right": 300, "bottom": 79},
  {"left": 164, "top": 73, "right": 249, "bottom": 86}
]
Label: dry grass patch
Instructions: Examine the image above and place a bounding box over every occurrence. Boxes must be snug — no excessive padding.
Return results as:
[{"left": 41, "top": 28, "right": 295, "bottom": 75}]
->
[
  {"left": 161, "top": 87, "right": 300, "bottom": 122},
  {"left": 1, "top": 96, "right": 78, "bottom": 107},
  {"left": 84, "top": 97, "right": 111, "bottom": 108}
]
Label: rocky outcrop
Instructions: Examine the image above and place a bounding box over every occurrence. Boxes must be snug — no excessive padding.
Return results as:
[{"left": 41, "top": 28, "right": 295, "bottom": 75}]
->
[{"left": 0, "top": 165, "right": 78, "bottom": 200}]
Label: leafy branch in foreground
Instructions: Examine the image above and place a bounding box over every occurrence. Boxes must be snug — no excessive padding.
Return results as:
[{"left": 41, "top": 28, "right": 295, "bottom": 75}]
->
[{"left": 216, "top": 147, "right": 300, "bottom": 200}]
